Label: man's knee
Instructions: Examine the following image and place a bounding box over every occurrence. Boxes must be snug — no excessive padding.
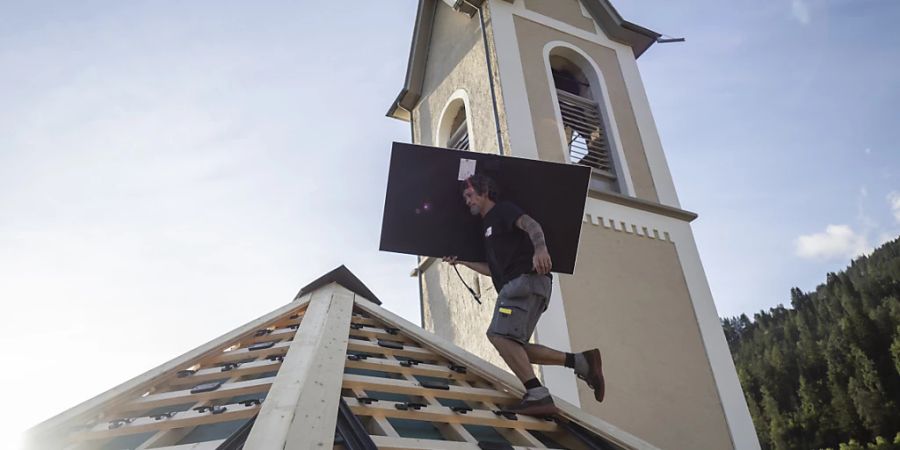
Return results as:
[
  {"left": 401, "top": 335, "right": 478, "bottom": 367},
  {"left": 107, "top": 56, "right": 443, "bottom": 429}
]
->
[
  {"left": 487, "top": 332, "right": 501, "bottom": 348},
  {"left": 487, "top": 332, "right": 521, "bottom": 350},
  {"left": 488, "top": 332, "right": 507, "bottom": 347}
]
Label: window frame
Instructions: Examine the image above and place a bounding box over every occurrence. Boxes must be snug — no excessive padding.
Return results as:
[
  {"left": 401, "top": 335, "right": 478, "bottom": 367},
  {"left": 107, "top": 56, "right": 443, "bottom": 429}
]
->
[
  {"left": 435, "top": 89, "right": 473, "bottom": 152},
  {"left": 542, "top": 41, "right": 634, "bottom": 196}
]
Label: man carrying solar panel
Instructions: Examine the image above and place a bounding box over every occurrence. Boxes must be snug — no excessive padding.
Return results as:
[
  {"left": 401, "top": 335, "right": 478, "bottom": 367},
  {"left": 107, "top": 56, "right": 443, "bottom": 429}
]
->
[{"left": 443, "top": 174, "right": 605, "bottom": 416}]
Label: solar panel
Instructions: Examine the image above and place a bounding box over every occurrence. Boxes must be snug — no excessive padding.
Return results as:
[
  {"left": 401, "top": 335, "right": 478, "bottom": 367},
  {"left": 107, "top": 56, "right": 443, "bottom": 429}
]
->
[{"left": 379, "top": 142, "right": 590, "bottom": 274}]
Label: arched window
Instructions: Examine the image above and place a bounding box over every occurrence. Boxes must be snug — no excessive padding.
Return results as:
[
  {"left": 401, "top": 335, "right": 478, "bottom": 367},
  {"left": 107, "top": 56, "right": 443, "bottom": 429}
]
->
[
  {"left": 437, "top": 91, "right": 471, "bottom": 151},
  {"left": 446, "top": 107, "right": 469, "bottom": 150},
  {"left": 548, "top": 48, "right": 621, "bottom": 193}
]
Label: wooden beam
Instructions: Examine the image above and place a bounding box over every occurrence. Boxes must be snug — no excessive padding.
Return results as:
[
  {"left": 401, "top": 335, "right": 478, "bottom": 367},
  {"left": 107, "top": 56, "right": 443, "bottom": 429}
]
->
[
  {"left": 118, "top": 377, "right": 274, "bottom": 413},
  {"left": 347, "top": 339, "right": 444, "bottom": 362},
  {"left": 350, "top": 316, "right": 382, "bottom": 327},
  {"left": 148, "top": 440, "right": 225, "bottom": 450},
  {"left": 344, "top": 398, "right": 556, "bottom": 432},
  {"left": 434, "top": 419, "right": 478, "bottom": 444},
  {"left": 164, "top": 359, "right": 282, "bottom": 388},
  {"left": 243, "top": 282, "right": 354, "bottom": 450},
  {"left": 244, "top": 326, "right": 298, "bottom": 345},
  {"left": 70, "top": 402, "right": 259, "bottom": 442},
  {"left": 135, "top": 371, "right": 243, "bottom": 450},
  {"left": 393, "top": 360, "right": 476, "bottom": 444},
  {"left": 134, "top": 421, "right": 195, "bottom": 449},
  {"left": 207, "top": 340, "right": 291, "bottom": 365},
  {"left": 342, "top": 373, "right": 516, "bottom": 405},
  {"left": 349, "top": 326, "right": 416, "bottom": 344},
  {"left": 282, "top": 286, "right": 354, "bottom": 450},
  {"left": 135, "top": 400, "right": 213, "bottom": 448},
  {"left": 350, "top": 387, "right": 399, "bottom": 438},
  {"left": 454, "top": 380, "right": 546, "bottom": 448},
  {"left": 370, "top": 436, "right": 542, "bottom": 450},
  {"left": 498, "top": 427, "right": 548, "bottom": 448},
  {"left": 344, "top": 355, "right": 478, "bottom": 382}
]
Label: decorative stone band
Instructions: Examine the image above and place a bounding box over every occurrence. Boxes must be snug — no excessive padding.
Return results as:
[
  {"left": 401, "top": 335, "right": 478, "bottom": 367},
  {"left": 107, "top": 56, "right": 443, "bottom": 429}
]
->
[
  {"left": 586, "top": 189, "right": 697, "bottom": 222},
  {"left": 580, "top": 194, "right": 760, "bottom": 449},
  {"left": 583, "top": 213, "right": 672, "bottom": 242}
]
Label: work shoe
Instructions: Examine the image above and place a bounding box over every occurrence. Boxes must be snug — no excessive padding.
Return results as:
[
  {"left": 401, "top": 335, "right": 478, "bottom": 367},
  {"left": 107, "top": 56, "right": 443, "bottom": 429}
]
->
[
  {"left": 578, "top": 349, "right": 605, "bottom": 402},
  {"left": 501, "top": 394, "right": 557, "bottom": 417}
]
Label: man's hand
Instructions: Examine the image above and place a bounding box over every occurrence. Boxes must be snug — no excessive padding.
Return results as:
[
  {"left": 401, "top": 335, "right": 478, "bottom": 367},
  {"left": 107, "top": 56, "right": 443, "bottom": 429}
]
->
[
  {"left": 533, "top": 247, "right": 552, "bottom": 275},
  {"left": 442, "top": 256, "right": 459, "bottom": 265}
]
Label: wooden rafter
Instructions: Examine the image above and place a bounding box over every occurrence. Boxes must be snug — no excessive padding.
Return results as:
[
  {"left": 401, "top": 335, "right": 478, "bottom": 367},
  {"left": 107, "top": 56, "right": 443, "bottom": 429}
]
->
[{"left": 243, "top": 282, "right": 355, "bottom": 449}]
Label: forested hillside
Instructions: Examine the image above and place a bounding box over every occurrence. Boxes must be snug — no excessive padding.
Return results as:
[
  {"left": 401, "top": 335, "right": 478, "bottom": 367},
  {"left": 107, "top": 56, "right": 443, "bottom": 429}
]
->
[{"left": 723, "top": 237, "right": 900, "bottom": 449}]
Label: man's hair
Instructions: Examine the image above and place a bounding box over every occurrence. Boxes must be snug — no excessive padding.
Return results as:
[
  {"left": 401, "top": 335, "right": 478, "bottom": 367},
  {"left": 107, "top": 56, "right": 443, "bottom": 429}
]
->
[{"left": 463, "top": 174, "right": 500, "bottom": 201}]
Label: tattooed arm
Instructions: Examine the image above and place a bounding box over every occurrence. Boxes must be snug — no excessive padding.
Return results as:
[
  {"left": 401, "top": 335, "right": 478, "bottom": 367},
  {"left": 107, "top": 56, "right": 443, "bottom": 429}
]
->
[{"left": 516, "top": 214, "right": 553, "bottom": 274}]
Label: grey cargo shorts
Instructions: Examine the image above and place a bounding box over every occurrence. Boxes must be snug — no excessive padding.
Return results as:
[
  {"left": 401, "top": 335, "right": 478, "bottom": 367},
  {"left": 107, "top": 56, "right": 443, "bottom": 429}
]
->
[{"left": 486, "top": 273, "right": 551, "bottom": 344}]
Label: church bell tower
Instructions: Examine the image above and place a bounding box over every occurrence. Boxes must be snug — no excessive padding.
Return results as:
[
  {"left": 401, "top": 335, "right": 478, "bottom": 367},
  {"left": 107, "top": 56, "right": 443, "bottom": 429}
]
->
[{"left": 388, "top": 1, "right": 761, "bottom": 449}]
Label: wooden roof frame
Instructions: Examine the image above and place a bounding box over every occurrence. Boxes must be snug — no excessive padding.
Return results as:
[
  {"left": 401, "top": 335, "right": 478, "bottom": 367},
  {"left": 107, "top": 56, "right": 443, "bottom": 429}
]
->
[
  {"left": 26, "top": 268, "right": 658, "bottom": 450},
  {"left": 387, "top": 0, "right": 661, "bottom": 120}
]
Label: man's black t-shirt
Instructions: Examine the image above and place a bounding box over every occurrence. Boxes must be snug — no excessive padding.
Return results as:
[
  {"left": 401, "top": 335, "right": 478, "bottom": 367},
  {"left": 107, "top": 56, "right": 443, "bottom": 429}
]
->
[{"left": 481, "top": 201, "right": 537, "bottom": 291}]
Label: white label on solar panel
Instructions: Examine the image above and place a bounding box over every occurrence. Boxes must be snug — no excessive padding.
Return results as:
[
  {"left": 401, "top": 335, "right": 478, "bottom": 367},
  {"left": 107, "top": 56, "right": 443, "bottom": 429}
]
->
[{"left": 458, "top": 158, "right": 476, "bottom": 181}]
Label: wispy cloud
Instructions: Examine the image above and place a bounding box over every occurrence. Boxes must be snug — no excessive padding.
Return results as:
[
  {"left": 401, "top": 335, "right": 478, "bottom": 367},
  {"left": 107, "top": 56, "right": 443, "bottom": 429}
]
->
[
  {"left": 889, "top": 191, "right": 900, "bottom": 223},
  {"left": 794, "top": 224, "right": 869, "bottom": 260},
  {"left": 797, "top": 191, "right": 900, "bottom": 261},
  {"left": 791, "top": 0, "right": 811, "bottom": 24}
]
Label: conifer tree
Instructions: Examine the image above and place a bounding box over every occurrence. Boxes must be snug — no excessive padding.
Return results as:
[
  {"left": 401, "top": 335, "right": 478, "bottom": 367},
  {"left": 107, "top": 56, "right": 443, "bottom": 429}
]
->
[{"left": 724, "top": 236, "right": 900, "bottom": 449}]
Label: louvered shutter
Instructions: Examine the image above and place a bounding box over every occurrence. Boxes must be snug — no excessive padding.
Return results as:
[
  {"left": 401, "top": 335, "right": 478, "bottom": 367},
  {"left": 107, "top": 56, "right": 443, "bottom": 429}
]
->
[{"left": 557, "top": 89, "right": 616, "bottom": 181}]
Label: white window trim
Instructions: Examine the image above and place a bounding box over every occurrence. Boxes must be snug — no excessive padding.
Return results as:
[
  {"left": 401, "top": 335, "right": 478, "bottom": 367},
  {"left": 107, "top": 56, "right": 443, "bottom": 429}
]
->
[
  {"left": 435, "top": 89, "right": 473, "bottom": 150},
  {"left": 542, "top": 40, "right": 635, "bottom": 197},
  {"left": 489, "top": 0, "right": 682, "bottom": 207}
]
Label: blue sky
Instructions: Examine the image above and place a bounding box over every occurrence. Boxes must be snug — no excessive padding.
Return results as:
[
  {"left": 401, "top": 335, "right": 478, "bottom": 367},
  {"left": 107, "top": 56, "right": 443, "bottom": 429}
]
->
[
  {"left": 1, "top": 0, "right": 897, "bottom": 443},
  {"left": 615, "top": 0, "right": 900, "bottom": 316}
]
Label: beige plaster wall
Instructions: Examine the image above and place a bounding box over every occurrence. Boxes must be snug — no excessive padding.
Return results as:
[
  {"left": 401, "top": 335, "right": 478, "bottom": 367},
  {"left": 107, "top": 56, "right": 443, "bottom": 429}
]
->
[
  {"left": 523, "top": 0, "right": 595, "bottom": 33},
  {"left": 411, "top": 2, "right": 508, "bottom": 369},
  {"left": 512, "top": 15, "right": 659, "bottom": 203},
  {"left": 559, "top": 222, "right": 733, "bottom": 450},
  {"left": 412, "top": 2, "right": 500, "bottom": 153}
]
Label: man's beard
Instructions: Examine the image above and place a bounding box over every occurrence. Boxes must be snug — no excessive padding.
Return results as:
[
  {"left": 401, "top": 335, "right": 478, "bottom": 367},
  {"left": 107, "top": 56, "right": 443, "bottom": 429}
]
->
[{"left": 469, "top": 204, "right": 480, "bottom": 215}]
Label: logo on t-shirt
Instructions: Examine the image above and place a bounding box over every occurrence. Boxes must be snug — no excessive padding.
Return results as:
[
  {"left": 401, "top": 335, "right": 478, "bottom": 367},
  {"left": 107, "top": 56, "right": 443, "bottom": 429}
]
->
[{"left": 485, "top": 226, "right": 492, "bottom": 237}]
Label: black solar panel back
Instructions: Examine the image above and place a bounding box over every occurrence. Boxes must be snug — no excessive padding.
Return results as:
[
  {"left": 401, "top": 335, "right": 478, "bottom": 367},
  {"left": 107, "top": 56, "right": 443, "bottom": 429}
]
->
[{"left": 379, "top": 142, "right": 590, "bottom": 274}]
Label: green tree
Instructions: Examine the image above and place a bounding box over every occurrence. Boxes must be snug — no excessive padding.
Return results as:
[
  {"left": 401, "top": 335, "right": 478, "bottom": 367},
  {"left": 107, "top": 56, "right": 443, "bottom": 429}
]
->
[
  {"left": 891, "top": 326, "right": 900, "bottom": 377},
  {"left": 847, "top": 344, "right": 894, "bottom": 436},
  {"left": 723, "top": 236, "right": 900, "bottom": 449}
]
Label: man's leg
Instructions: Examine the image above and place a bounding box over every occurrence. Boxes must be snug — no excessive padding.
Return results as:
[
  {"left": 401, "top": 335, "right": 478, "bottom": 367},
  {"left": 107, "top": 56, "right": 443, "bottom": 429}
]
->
[
  {"left": 490, "top": 335, "right": 605, "bottom": 401},
  {"left": 523, "top": 343, "right": 605, "bottom": 402},
  {"left": 488, "top": 337, "right": 591, "bottom": 378},
  {"left": 485, "top": 275, "right": 575, "bottom": 414},
  {"left": 518, "top": 275, "right": 605, "bottom": 403},
  {"left": 522, "top": 343, "right": 565, "bottom": 365},
  {"left": 487, "top": 334, "right": 556, "bottom": 416},
  {"left": 487, "top": 334, "right": 538, "bottom": 383}
]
